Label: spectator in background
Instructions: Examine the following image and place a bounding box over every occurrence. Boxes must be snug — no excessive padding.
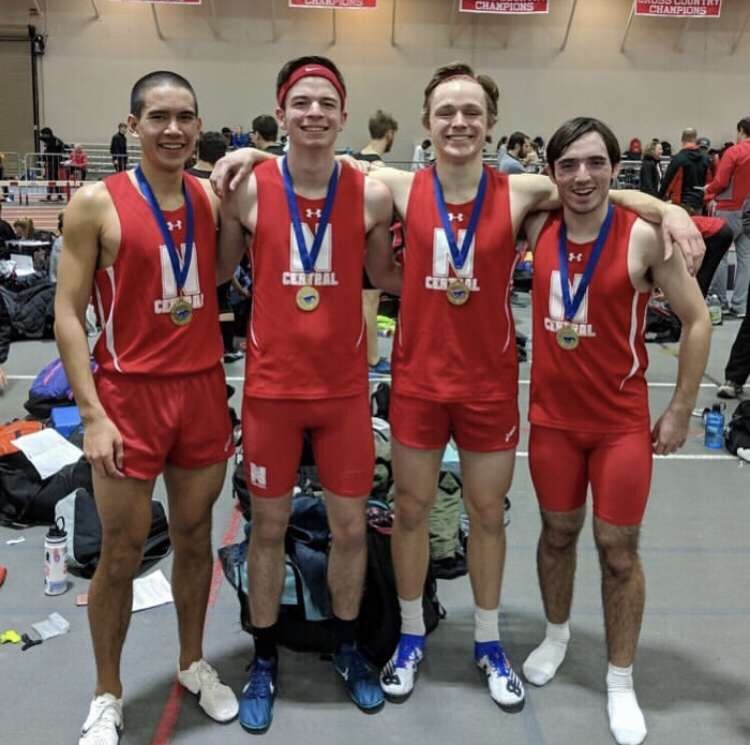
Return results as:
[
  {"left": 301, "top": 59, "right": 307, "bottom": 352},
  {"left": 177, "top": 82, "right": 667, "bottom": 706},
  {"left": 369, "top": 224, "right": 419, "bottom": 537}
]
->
[
  {"left": 12, "top": 217, "right": 35, "bottom": 239},
  {"left": 221, "top": 127, "right": 233, "bottom": 150},
  {"left": 66, "top": 144, "right": 89, "bottom": 181},
  {"left": 659, "top": 128, "right": 710, "bottom": 214},
  {"left": 354, "top": 109, "right": 398, "bottom": 165},
  {"left": 624, "top": 137, "right": 642, "bottom": 160},
  {"left": 0, "top": 201, "right": 15, "bottom": 246},
  {"left": 705, "top": 116, "right": 750, "bottom": 319},
  {"left": 40, "top": 126, "right": 65, "bottom": 201},
  {"left": 230, "top": 127, "right": 250, "bottom": 149},
  {"left": 660, "top": 140, "right": 672, "bottom": 158},
  {"left": 0, "top": 290, "right": 10, "bottom": 391},
  {"left": 639, "top": 140, "right": 662, "bottom": 197},
  {"left": 411, "top": 138, "right": 431, "bottom": 171},
  {"left": 49, "top": 212, "right": 64, "bottom": 283},
  {"left": 0, "top": 151, "right": 8, "bottom": 200},
  {"left": 532, "top": 135, "right": 545, "bottom": 159},
  {"left": 250, "top": 115, "right": 285, "bottom": 156},
  {"left": 498, "top": 131, "right": 533, "bottom": 174},
  {"left": 496, "top": 136, "right": 508, "bottom": 162},
  {"left": 110, "top": 123, "right": 128, "bottom": 172}
]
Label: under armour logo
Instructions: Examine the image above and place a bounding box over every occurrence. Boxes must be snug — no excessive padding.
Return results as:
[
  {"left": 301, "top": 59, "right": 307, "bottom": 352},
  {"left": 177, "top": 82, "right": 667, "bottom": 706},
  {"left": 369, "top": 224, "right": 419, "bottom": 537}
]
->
[
  {"left": 448, "top": 212, "right": 464, "bottom": 222},
  {"left": 167, "top": 219, "right": 183, "bottom": 231},
  {"left": 306, "top": 208, "right": 322, "bottom": 219},
  {"left": 569, "top": 252, "right": 583, "bottom": 263}
]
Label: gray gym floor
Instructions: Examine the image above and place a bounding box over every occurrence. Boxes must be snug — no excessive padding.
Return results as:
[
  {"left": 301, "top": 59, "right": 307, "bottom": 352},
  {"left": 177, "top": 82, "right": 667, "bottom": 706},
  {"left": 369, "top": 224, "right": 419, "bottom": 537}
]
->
[{"left": 0, "top": 304, "right": 748, "bottom": 745}]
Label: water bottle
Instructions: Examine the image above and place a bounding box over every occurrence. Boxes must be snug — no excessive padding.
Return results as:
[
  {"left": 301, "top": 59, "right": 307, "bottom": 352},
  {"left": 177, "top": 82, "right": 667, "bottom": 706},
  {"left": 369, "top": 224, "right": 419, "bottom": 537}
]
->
[
  {"left": 707, "top": 295, "right": 723, "bottom": 326},
  {"left": 704, "top": 404, "right": 725, "bottom": 450},
  {"left": 44, "top": 517, "right": 68, "bottom": 596}
]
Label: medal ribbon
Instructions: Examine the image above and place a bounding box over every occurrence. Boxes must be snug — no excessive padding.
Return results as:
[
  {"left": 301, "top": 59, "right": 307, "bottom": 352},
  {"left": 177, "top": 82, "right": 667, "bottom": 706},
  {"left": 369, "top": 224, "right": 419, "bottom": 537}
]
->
[
  {"left": 432, "top": 166, "right": 488, "bottom": 272},
  {"left": 282, "top": 156, "right": 339, "bottom": 275},
  {"left": 557, "top": 204, "right": 614, "bottom": 322},
  {"left": 135, "top": 165, "right": 194, "bottom": 293}
]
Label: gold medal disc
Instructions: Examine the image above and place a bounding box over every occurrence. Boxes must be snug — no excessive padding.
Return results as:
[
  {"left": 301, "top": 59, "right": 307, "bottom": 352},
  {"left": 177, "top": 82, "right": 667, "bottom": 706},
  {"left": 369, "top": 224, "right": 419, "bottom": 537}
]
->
[
  {"left": 296, "top": 285, "right": 320, "bottom": 312},
  {"left": 170, "top": 297, "right": 193, "bottom": 326},
  {"left": 446, "top": 278, "right": 470, "bottom": 306},
  {"left": 556, "top": 325, "right": 579, "bottom": 351}
]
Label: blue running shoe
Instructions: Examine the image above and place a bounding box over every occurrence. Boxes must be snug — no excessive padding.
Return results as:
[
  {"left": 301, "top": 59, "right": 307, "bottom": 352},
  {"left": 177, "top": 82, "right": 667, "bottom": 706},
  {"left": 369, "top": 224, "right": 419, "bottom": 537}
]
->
[
  {"left": 334, "top": 643, "right": 385, "bottom": 713},
  {"left": 475, "top": 641, "right": 525, "bottom": 713},
  {"left": 369, "top": 358, "right": 391, "bottom": 376},
  {"left": 239, "top": 657, "right": 277, "bottom": 734},
  {"left": 380, "top": 633, "right": 425, "bottom": 702}
]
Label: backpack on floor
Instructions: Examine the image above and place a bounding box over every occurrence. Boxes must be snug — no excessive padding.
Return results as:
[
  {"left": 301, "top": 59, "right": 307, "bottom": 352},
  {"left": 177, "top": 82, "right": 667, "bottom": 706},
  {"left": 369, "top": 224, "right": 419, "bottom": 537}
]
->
[
  {"left": 725, "top": 400, "right": 750, "bottom": 455},
  {"left": 644, "top": 300, "right": 682, "bottom": 343},
  {"left": 55, "top": 488, "right": 172, "bottom": 577}
]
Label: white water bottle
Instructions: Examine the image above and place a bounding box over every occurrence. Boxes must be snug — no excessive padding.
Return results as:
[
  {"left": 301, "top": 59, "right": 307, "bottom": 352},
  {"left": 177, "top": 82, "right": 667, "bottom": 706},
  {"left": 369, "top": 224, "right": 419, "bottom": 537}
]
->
[{"left": 44, "top": 517, "right": 68, "bottom": 596}]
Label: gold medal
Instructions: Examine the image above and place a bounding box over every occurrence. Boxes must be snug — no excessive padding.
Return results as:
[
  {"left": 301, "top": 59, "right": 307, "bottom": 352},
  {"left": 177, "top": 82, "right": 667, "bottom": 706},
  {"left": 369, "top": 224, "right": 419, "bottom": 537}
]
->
[
  {"left": 296, "top": 285, "right": 320, "bottom": 312},
  {"left": 170, "top": 297, "right": 193, "bottom": 326},
  {"left": 446, "top": 278, "right": 470, "bottom": 306},
  {"left": 556, "top": 325, "right": 579, "bottom": 351}
]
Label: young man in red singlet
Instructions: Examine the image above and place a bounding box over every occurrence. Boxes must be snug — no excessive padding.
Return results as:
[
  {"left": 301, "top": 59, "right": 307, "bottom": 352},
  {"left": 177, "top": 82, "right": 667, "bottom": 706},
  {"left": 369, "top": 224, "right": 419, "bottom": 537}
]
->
[
  {"left": 216, "top": 56, "right": 396, "bottom": 733},
  {"left": 55, "top": 71, "right": 238, "bottom": 745},
  {"left": 521, "top": 117, "right": 711, "bottom": 745},
  {"left": 210, "top": 62, "right": 704, "bottom": 717}
]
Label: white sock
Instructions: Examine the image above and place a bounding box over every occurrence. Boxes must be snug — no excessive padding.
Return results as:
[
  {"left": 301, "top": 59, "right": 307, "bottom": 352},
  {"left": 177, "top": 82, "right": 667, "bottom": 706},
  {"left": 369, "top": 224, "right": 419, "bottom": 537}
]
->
[
  {"left": 606, "top": 664, "right": 647, "bottom": 745},
  {"left": 522, "top": 621, "right": 570, "bottom": 686},
  {"left": 399, "top": 596, "right": 425, "bottom": 636},
  {"left": 474, "top": 606, "right": 499, "bottom": 644}
]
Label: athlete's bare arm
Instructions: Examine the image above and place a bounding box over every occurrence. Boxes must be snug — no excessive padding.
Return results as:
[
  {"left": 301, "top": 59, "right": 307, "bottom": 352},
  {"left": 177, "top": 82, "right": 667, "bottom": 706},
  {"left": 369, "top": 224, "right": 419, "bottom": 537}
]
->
[
  {"left": 217, "top": 174, "right": 257, "bottom": 283},
  {"left": 54, "top": 183, "right": 125, "bottom": 479},
  {"left": 366, "top": 166, "right": 414, "bottom": 219},
  {"left": 210, "top": 147, "right": 277, "bottom": 198},
  {"left": 630, "top": 219, "right": 711, "bottom": 455},
  {"left": 363, "top": 177, "right": 400, "bottom": 295}
]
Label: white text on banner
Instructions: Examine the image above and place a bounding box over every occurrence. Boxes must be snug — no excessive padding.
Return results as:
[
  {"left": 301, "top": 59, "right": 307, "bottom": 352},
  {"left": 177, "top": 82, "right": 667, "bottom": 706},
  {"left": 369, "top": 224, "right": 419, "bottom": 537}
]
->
[
  {"left": 634, "top": 0, "right": 721, "bottom": 18},
  {"left": 459, "top": 0, "right": 549, "bottom": 14}
]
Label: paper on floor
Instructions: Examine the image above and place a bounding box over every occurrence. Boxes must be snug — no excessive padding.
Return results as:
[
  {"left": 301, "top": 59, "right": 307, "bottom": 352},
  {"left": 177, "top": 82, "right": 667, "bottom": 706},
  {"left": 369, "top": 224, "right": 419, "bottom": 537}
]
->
[
  {"left": 132, "top": 570, "right": 174, "bottom": 613},
  {"left": 11, "top": 428, "right": 83, "bottom": 480}
]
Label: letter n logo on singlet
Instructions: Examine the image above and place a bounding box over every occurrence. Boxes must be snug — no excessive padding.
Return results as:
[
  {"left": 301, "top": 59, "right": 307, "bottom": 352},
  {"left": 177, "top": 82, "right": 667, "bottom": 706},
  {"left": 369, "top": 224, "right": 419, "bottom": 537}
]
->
[
  {"left": 549, "top": 270, "right": 588, "bottom": 323},
  {"left": 289, "top": 224, "right": 333, "bottom": 272},
  {"left": 431, "top": 228, "right": 475, "bottom": 278},
  {"left": 159, "top": 243, "right": 201, "bottom": 298}
]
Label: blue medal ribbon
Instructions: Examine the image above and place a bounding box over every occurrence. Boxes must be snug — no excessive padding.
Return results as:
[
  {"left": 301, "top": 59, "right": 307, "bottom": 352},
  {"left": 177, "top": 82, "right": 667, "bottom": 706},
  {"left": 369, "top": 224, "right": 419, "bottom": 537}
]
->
[
  {"left": 282, "top": 156, "right": 339, "bottom": 275},
  {"left": 135, "top": 165, "right": 194, "bottom": 293},
  {"left": 432, "top": 166, "right": 488, "bottom": 273},
  {"left": 557, "top": 204, "right": 615, "bottom": 322}
]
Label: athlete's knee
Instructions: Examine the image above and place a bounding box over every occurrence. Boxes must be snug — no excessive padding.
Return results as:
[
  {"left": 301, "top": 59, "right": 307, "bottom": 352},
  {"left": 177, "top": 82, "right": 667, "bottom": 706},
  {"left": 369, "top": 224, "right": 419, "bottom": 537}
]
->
[
  {"left": 97, "top": 539, "right": 144, "bottom": 584},
  {"left": 251, "top": 508, "right": 289, "bottom": 548},
  {"left": 597, "top": 543, "right": 640, "bottom": 579},
  {"left": 541, "top": 522, "right": 581, "bottom": 553},
  {"left": 330, "top": 516, "right": 366, "bottom": 554},
  {"left": 464, "top": 498, "right": 505, "bottom": 534}
]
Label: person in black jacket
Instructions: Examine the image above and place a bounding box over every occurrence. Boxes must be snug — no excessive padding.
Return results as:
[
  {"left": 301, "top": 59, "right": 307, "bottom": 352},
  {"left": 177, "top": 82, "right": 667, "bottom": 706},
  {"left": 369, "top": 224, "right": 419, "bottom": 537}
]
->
[
  {"left": 639, "top": 141, "right": 662, "bottom": 197},
  {"left": 659, "top": 128, "right": 710, "bottom": 213},
  {"left": 109, "top": 123, "right": 128, "bottom": 172},
  {"left": 0, "top": 292, "right": 10, "bottom": 390},
  {"left": 40, "top": 126, "right": 66, "bottom": 201}
]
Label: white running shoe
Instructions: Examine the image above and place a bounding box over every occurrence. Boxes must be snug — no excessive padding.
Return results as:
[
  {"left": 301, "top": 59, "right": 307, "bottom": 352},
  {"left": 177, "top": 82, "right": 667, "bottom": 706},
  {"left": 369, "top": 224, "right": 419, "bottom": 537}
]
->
[
  {"left": 379, "top": 633, "right": 425, "bottom": 702},
  {"left": 177, "top": 659, "right": 239, "bottom": 722},
  {"left": 475, "top": 642, "right": 526, "bottom": 712},
  {"left": 79, "top": 693, "right": 123, "bottom": 745}
]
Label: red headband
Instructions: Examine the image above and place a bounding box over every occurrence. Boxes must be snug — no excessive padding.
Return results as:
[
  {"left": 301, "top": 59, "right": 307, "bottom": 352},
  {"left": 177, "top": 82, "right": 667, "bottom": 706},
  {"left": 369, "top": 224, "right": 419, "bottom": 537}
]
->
[{"left": 277, "top": 64, "right": 347, "bottom": 110}]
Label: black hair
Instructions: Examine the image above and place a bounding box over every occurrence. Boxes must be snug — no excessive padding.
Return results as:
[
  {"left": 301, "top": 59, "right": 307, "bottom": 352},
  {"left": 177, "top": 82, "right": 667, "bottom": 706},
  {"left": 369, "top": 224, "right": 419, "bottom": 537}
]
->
[
  {"left": 737, "top": 117, "right": 750, "bottom": 137},
  {"left": 507, "top": 131, "right": 529, "bottom": 152},
  {"left": 197, "top": 131, "right": 226, "bottom": 166},
  {"left": 546, "top": 117, "right": 621, "bottom": 172},
  {"left": 276, "top": 56, "right": 346, "bottom": 105},
  {"left": 252, "top": 115, "right": 278, "bottom": 143},
  {"left": 368, "top": 110, "right": 398, "bottom": 139},
  {"left": 130, "top": 70, "right": 198, "bottom": 118}
]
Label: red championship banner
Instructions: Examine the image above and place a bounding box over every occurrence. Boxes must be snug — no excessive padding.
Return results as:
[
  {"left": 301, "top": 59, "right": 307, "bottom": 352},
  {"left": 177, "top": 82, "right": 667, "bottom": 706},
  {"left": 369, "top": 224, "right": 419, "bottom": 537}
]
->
[
  {"left": 459, "top": 1, "right": 549, "bottom": 14},
  {"left": 289, "top": 0, "right": 378, "bottom": 8},
  {"left": 635, "top": 0, "right": 721, "bottom": 18}
]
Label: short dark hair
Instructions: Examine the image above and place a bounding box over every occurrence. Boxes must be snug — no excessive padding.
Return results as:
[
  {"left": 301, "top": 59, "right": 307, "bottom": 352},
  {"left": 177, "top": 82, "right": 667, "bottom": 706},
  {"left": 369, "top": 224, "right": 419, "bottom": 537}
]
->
[
  {"left": 130, "top": 70, "right": 198, "bottom": 118},
  {"left": 422, "top": 62, "right": 499, "bottom": 129},
  {"left": 368, "top": 110, "right": 398, "bottom": 139},
  {"left": 197, "top": 131, "right": 226, "bottom": 166},
  {"left": 40, "top": 127, "right": 53, "bottom": 137},
  {"left": 507, "top": 131, "right": 528, "bottom": 152},
  {"left": 252, "top": 115, "right": 278, "bottom": 143},
  {"left": 546, "top": 117, "right": 621, "bottom": 172},
  {"left": 737, "top": 117, "right": 750, "bottom": 137},
  {"left": 276, "top": 56, "right": 346, "bottom": 106}
]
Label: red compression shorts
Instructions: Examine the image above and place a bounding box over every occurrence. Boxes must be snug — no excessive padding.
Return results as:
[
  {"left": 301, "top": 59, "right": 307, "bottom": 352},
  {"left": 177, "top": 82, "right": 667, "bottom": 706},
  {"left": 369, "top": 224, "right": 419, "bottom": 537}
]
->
[
  {"left": 96, "top": 364, "right": 234, "bottom": 480},
  {"left": 390, "top": 392, "right": 519, "bottom": 452},
  {"left": 528, "top": 425, "right": 653, "bottom": 526},
  {"left": 242, "top": 393, "right": 374, "bottom": 498}
]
